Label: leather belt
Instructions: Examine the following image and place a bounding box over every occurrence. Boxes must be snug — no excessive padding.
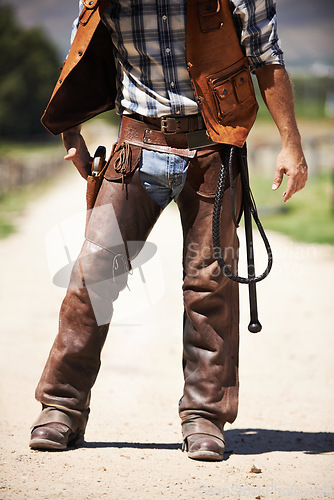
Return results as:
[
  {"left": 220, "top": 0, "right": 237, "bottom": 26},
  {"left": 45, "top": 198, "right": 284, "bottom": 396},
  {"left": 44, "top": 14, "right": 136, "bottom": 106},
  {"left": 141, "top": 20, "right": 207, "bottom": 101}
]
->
[
  {"left": 118, "top": 115, "right": 197, "bottom": 158},
  {"left": 130, "top": 113, "right": 204, "bottom": 134}
]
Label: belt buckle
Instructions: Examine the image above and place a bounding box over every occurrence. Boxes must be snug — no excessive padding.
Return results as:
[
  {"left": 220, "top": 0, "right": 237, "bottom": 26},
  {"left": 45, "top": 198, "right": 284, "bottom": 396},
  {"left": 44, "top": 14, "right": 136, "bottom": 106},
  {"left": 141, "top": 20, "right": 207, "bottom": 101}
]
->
[{"left": 161, "top": 116, "right": 177, "bottom": 134}]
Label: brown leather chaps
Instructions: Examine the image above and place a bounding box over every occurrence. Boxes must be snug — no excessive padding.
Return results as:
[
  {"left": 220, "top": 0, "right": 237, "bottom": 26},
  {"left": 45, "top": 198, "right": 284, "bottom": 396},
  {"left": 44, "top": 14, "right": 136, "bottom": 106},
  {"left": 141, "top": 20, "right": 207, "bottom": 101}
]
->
[{"left": 34, "top": 145, "right": 242, "bottom": 439}]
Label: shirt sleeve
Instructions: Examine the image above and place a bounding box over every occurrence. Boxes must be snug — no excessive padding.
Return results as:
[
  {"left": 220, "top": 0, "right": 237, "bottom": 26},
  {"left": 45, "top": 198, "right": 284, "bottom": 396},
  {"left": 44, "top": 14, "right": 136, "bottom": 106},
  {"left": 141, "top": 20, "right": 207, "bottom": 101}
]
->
[
  {"left": 232, "top": 0, "right": 284, "bottom": 73},
  {"left": 70, "top": 0, "right": 85, "bottom": 45}
]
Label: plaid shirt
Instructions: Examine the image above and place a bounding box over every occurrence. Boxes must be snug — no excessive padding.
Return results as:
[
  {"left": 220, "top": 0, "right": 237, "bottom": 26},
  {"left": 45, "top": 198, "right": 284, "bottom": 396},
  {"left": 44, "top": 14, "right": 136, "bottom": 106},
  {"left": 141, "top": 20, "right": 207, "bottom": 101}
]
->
[{"left": 72, "top": 0, "right": 284, "bottom": 117}]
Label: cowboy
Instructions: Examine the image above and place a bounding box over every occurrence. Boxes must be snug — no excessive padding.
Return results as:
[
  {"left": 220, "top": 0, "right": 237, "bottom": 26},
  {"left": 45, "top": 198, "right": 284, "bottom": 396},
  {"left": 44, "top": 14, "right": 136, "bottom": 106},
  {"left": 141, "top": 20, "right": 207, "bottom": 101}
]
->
[{"left": 29, "top": 0, "right": 307, "bottom": 461}]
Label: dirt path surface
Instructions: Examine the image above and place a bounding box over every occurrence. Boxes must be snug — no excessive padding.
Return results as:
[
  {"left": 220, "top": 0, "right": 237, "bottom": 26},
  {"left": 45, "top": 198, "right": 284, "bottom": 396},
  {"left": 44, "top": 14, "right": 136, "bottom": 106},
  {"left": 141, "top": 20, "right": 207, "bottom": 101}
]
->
[{"left": 1, "top": 127, "right": 334, "bottom": 499}]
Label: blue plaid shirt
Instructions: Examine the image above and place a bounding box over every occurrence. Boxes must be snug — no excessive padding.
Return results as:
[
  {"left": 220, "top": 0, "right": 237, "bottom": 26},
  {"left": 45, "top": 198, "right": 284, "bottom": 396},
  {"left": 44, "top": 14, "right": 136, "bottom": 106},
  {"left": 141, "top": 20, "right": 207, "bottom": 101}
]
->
[{"left": 72, "top": 0, "right": 284, "bottom": 117}]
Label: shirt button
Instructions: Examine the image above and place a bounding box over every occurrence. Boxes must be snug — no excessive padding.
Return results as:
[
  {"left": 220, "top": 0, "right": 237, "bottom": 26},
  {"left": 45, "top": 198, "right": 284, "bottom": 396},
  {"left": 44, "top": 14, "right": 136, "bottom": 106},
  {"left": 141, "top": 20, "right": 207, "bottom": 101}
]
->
[
  {"left": 162, "top": 15, "right": 167, "bottom": 21},
  {"left": 165, "top": 48, "right": 171, "bottom": 55}
]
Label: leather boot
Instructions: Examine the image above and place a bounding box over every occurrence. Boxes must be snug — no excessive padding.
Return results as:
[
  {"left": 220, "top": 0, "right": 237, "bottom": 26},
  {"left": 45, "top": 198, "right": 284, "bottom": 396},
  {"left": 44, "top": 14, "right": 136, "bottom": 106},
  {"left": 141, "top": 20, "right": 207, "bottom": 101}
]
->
[
  {"left": 32, "top": 170, "right": 161, "bottom": 449},
  {"left": 30, "top": 406, "right": 86, "bottom": 450},
  {"left": 177, "top": 147, "right": 242, "bottom": 459}
]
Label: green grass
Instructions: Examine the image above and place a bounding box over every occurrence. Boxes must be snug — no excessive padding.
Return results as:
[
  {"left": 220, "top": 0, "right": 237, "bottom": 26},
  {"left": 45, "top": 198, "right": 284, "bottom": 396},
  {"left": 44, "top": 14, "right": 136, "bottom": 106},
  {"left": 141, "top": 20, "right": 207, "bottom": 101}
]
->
[{"left": 249, "top": 171, "right": 334, "bottom": 245}]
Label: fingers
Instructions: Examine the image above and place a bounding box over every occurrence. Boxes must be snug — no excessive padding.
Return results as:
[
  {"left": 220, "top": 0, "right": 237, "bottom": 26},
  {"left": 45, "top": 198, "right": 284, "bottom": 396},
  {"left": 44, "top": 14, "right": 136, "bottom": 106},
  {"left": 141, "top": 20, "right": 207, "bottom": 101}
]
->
[
  {"left": 62, "top": 129, "right": 93, "bottom": 179},
  {"left": 63, "top": 147, "right": 91, "bottom": 179},
  {"left": 282, "top": 160, "right": 308, "bottom": 202},
  {"left": 282, "top": 177, "right": 295, "bottom": 202},
  {"left": 64, "top": 147, "right": 77, "bottom": 161},
  {"left": 272, "top": 168, "right": 284, "bottom": 191},
  {"left": 272, "top": 146, "right": 308, "bottom": 202}
]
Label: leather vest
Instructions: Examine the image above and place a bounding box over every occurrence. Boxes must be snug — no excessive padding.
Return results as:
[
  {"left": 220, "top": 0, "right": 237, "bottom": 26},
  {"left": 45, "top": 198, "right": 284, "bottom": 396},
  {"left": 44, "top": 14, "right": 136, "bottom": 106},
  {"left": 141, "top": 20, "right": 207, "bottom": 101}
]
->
[{"left": 41, "top": 0, "right": 258, "bottom": 147}]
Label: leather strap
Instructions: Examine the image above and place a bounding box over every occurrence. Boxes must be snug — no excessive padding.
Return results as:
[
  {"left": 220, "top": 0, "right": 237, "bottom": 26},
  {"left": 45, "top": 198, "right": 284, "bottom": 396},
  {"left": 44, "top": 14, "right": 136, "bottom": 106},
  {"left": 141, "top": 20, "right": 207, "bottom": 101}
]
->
[
  {"left": 181, "top": 416, "right": 225, "bottom": 441},
  {"left": 119, "top": 116, "right": 197, "bottom": 158},
  {"left": 132, "top": 113, "right": 204, "bottom": 134},
  {"left": 31, "top": 406, "right": 78, "bottom": 433}
]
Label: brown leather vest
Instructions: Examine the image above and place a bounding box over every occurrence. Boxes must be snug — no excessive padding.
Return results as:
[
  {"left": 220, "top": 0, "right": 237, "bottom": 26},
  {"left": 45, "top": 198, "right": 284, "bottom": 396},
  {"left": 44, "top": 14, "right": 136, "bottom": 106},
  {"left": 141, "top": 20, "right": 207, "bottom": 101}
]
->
[
  {"left": 186, "top": 0, "right": 258, "bottom": 147},
  {"left": 42, "top": 0, "right": 257, "bottom": 147}
]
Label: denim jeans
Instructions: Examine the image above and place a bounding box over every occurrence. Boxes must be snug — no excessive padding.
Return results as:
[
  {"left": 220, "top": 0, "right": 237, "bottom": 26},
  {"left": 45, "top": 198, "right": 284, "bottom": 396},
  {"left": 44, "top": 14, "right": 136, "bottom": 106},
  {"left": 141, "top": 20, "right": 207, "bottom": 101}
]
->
[{"left": 138, "top": 148, "right": 189, "bottom": 209}]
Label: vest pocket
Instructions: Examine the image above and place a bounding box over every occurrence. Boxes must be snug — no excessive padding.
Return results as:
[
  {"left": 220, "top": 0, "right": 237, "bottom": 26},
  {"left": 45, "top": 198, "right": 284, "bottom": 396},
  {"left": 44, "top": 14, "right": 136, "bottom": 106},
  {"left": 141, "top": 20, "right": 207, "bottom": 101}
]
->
[
  {"left": 207, "top": 60, "right": 256, "bottom": 124},
  {"left": 197, "top": 0, "right": 222, "bottom": 32},
  {"left": 234, "top": 68, "right": 254, "bottom": 104}
]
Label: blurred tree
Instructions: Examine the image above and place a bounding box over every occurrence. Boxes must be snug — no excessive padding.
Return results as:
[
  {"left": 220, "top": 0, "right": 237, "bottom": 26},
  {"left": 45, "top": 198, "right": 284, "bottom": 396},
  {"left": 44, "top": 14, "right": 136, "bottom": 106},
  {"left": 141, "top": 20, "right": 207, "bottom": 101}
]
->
[{"left": 0, "top": 5, "right": 60, "bottom": 139}]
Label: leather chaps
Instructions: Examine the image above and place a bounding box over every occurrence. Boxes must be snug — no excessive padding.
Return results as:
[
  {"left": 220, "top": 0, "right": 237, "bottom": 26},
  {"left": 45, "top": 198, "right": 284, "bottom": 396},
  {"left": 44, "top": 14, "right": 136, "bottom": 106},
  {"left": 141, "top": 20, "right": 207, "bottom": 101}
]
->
[{"left": 34, "top": 143, "right": 242, "bottom": 439}]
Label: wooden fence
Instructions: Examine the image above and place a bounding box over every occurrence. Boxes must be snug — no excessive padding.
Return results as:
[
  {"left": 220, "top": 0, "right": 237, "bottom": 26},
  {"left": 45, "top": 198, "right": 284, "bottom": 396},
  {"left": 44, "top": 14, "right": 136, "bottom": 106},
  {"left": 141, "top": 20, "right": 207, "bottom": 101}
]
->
[{"left": 0, "top": 147, "right": 64, "bottom": 196}]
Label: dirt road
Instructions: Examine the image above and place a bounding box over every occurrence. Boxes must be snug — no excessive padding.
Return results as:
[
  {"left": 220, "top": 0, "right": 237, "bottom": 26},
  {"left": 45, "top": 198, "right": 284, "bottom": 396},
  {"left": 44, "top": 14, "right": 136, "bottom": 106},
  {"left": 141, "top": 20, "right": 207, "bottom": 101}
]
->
[{"left": 0, "top": 127, "right": 333, "bottom": 499}]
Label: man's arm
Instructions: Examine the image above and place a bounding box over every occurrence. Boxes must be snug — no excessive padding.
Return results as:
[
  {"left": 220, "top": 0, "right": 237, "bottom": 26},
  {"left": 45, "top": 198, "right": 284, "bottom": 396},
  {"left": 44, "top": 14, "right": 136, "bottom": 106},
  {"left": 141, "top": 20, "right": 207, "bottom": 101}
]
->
[
  {"left": 62, "top": 126, "right": 93, "bottom": 180},
  {"left": 254, "top": 64, "right": 308, "bottom": 202}
]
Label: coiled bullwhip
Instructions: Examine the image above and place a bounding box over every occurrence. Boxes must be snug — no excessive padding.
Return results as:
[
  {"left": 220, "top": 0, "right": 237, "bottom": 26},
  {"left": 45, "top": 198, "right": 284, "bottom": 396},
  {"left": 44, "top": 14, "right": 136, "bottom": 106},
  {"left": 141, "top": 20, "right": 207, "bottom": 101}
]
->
[{"left": 212, "top": 145, "right": 273, "bottom": 333}]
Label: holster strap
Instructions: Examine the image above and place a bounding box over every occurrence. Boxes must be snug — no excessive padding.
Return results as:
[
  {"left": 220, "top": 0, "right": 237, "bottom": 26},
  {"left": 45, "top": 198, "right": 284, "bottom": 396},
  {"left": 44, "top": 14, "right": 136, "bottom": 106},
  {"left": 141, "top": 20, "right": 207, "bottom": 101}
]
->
[{"left": 119, "top": 116, "right": 196, "bottom": 158}]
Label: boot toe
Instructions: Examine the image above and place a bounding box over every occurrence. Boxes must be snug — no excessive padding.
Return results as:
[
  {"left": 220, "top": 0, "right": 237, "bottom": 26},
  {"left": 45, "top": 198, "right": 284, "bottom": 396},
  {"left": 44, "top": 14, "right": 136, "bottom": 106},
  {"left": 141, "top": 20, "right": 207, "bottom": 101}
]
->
[
  {"left": 186, "top": 433, "right": 225, "bottom": 461},
  {"left": 30, "top": 423, "right": 76, "bottom": 451}
]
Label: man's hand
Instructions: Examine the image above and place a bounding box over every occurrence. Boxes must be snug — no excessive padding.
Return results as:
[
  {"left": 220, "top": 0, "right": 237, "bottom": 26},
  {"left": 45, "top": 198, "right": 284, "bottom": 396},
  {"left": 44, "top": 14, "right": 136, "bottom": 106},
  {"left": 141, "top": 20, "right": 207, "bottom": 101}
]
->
[
  {"left": 62, "top": 126, "right": 93, "bottom": 179},
  {"left": 255, "top": 65, "right": 308, "bottom": 202},
  {"left": 272, "top": 142, "right": 308, "bottom": 203}
]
